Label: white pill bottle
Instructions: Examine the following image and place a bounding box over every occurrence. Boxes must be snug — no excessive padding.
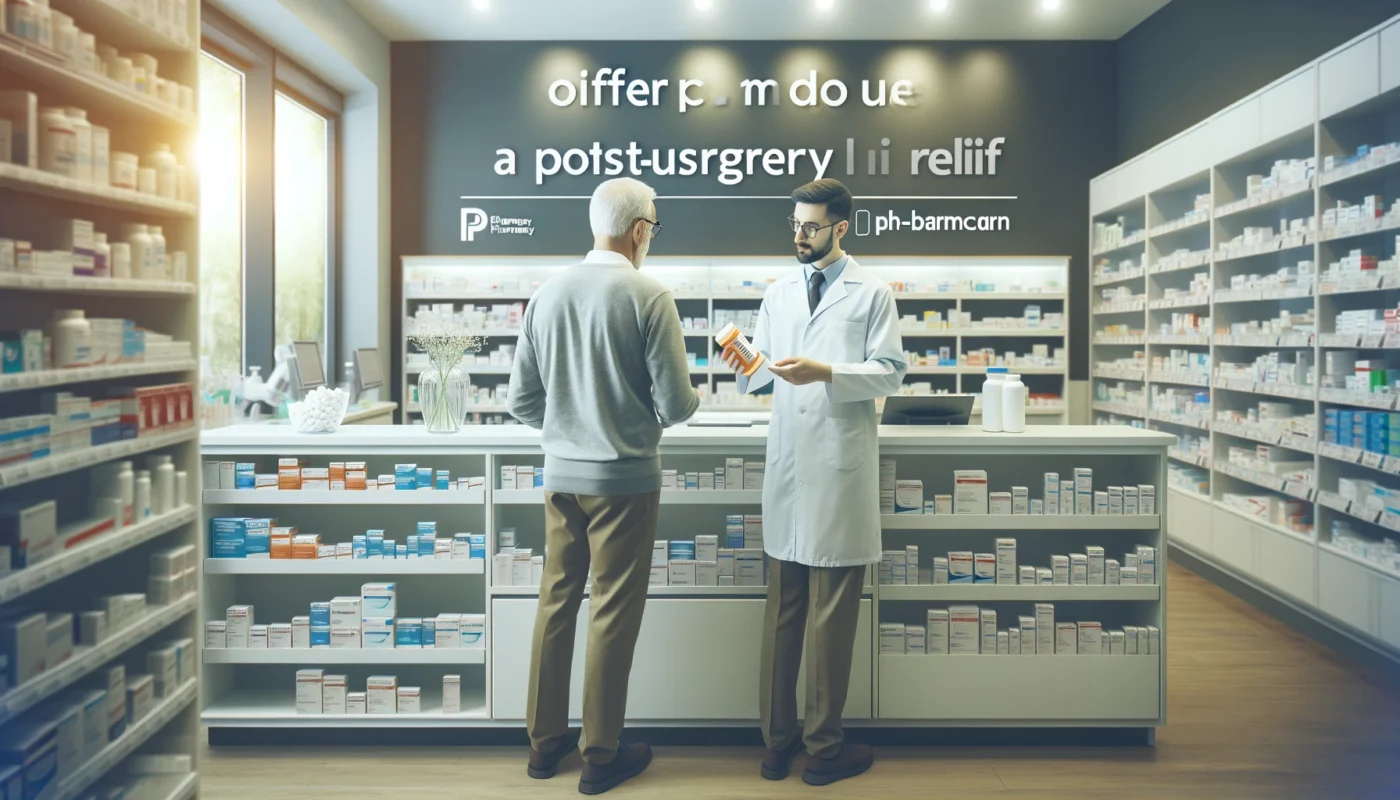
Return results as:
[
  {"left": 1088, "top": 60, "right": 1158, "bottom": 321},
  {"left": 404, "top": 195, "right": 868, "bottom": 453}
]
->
[
  {"left": 1002, "top": 373, "right": 1027, "bottom": 433},
  {"left": 981, "top": 366, "right": 1008, "bottom": 433}
]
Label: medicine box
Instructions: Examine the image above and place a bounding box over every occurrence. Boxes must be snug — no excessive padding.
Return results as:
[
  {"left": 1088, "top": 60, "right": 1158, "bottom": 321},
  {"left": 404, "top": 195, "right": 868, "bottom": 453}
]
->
[
  {"left": 736, "top": 549, "right": 764, "bottom": 586},
  {"left": 322, "top": 674, "right": 348, "bottom": 714},
  {"left": 894, "top": 480, "right": 923, "bottom": 514},
  {"left": 0, "top": 500, "right": 56, "bottom": 568},
  {"left": 743, "top": 462, "right": 765, "bottom": 491},
  {"left": 995, "top": 538, "right": 1016, "bottom": 584},
  {"left": 1044, "top": 472, "right": 1059, "bottom": 515},
  {"left": 461, "top": 614, "right": 486, "bottom": 647},
  {"left": 1055, "top": 622, "right": 1077, "bottom": 655},
  {"left": 668, "top": 560, "right": 697, "bottom": 586},
  {"left": 1124, "top": 486, "right": 1140, "bottom": 515},
  {"left": 1086, "top": 546, "right": 1105, "bottom": 585},
  {"left": 362, "top": 617, "right": 394, "bottom": 649},
  {"left": 268, "top": 623, "right": 292, "bottom": 649},
  {"left": 953, "top": 470, "right": 988, "bottom": 514},
  {"left": 225, "top": 605, "right": 253, "bottom": 648},
  {"left": 926, "top": 609, "right": 949, "bottom": 654},
  {"left": 973, "top": 552, "right": 996, "bottom": 584},
  {"left": 1136, "top": 546, "right": 1157, "bottom": 584},
  {"left": 1059, "top": 480, "right": 1074, "bottom": 515},
  {"left": 989, "top": 491, "right": 1012, "bottom": 515},
  {"left": 347, "top": 692, "right": 367, "bottom": 714},
  {"left": 1139, "top": 485, "right": 1156, "bottom": 515},
  {"left": 435, "top": 614, "right": 461, "bottom": 648},
  {"left": 1075, "top": 468, "right": 1093, "bottom": 514},
  {"left": 1019, "top": 616, "right": 1036, "bottom": 655},
  {"left": 398, "top": 686, "right": 422, "bottom": 714},
  {"left": 361, "top": 582, "right": 396, "bottom": 616},
  {"left": 905, "top": 625, "right": 926, "bottom": 655},
  {"left": 396, "top": 618, "right": 424, "bottom": 649},
  {"left": 1051, "top": 555, "right": 1069, "bottom": 585},
  {"left": 979, "top": 608, "right": 997, "bottom": 654},
  {"left": 878, "top": 623, "right": 906, "bottom": 654},
  {"left": 367, "top": 675, "right": 397, "bottom": 714},
  {"left": 1011, "top": 486, "right": 1029, "bottom": 514},
  {"left": 331, "top": 626, "right": 362, "bottom": 649},
  {"left": 443, "top": 675, "right": 462, "bottom": 714},
  {"left": 1070, "top": 553, "right": 1088, "bottom": 585},
  {"left": 948, "top": 551, "right": 974, "bottom": 584},
  {"left": 932, "top": 556, "right": 949, "bottom": 585},
  {"left": 1078, "top": 621, "right": 1103, "bottom": 655},
  {"left": 0, "top": 612, "right": 46, "bottom": 686},
  {"left": 695, "top": 534, "right": 718, "bottom": 563},
  {"left": 948, "top": 606, "right": 980, "bottom": 655},
  {"left": 695, "top": 560, "right": 718, "bottom": 586},
  {"left": 1034, "top": 604, "right": 1055, "bottom": 656}
]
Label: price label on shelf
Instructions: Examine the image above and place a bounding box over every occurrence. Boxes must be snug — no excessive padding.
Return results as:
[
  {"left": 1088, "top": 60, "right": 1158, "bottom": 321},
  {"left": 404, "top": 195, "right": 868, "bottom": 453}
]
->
[
  {"left": 1381, "top": 512, "right": 1400, "bottom": 534},
  {"left": 1362, "top": 334, "right": 1385, "bottom": 349},
  {"left": 1363, "top": 452, "right": 1385, "bottom": 470},
  {"left": 1383, "top": 458, "right": 1400, "bottom": 476},
  {"left": 1283, "top": 481, "right": 1314, "bottom": 501}
]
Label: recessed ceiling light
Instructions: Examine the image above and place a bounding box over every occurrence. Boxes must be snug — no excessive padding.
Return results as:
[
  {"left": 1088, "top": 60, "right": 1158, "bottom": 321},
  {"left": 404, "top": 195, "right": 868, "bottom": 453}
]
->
[
  {"left": 816, "top": 0, "right": 835, "bottom": 11},
  {"left": 471, "top": 0, "right": 489, "bottom": 10},
  {"left": 1041, "top": 0, "right": 1061, "bottom": 10},
  {"left": 695, "top": 0, "right": 713, "bottom": 10},
  {"left": 929, "top": 0, "right": 949, "bottom": 10}
]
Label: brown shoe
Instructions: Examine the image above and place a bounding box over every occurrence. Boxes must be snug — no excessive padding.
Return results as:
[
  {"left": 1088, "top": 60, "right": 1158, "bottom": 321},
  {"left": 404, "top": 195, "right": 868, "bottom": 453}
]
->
[
  {"left": 527, "top": 729, "right": 581, "bottom": 779},
  {"left": 578, "top": 742, "right": 653, "bottom": 795},
  {"left": 801, "top": 743, "right": 873, "bottom": 786},
  {"left": 760, "top": 740, "right": 804, "bottom": 780}
]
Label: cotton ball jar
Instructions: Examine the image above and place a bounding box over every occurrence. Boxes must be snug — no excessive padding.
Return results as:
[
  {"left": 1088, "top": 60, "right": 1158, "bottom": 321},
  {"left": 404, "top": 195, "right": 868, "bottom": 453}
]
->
[{"left": 289, "top": 386, "right": 349, "bottom": 433}]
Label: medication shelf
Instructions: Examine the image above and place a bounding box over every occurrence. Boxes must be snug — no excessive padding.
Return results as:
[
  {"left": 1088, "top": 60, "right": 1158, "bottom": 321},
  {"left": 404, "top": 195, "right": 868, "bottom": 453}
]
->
[
  {"left": 202, "top": 688, "right": 489, "bottom": 725},
  {"left": 202, "top": 424, "right": 1169, "bottom": 735},
  {"left": 0, "top": 273, "right": 196, "bottom": 296},
  {"left": 202, "top": 489, "right": 486, "bottom": 505},
  {"left": 202, "top": 559, "right": 485, "bottom": 576},
  {"left": 402, "top": 256, "right": 1071, "bottom": 425},
  {"left": 1090, "top": 10, "right": 1400, "bottom": 662},
  {"left": 202, "top": 649, "right": 487, "bottom": 665},
  {"left": 0, "top": 596, "right": 196, "bottom": 723},
  {"left": 0, "top": 162, "right": 197, "bottom": 216},
  {"left": 0, "top": 358, "right": 197, "bottom": 394},
  {"left": 0, "top": 0, "right": 203, "bottom": 790},
  {"left": 0, "top": 506, "right": 197, "bottom": 604}
]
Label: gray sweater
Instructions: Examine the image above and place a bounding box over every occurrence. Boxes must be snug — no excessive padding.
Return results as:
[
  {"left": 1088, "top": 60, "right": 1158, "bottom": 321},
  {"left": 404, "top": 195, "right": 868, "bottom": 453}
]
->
[{"left": 507, "top": 250, "right": 700, "bottom": 495}]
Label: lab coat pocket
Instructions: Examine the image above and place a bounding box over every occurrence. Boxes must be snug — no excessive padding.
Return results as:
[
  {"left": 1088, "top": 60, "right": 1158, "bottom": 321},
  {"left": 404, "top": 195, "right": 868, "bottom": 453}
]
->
[
  {"left": 823, "top": 319, "right": 867, "bottom": 362},
  {"left": 822, "top": 417, "right": 867, "bottom": 471}
]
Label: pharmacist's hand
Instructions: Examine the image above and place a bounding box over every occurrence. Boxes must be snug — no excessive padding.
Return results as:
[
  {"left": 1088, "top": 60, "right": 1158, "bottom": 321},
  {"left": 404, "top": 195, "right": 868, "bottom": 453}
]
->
[
  {"left": 721, "top": 349, "right": 744, "bottom": 373},
  {"left": 769, "top": 357, "right": 832, "bottom": 385}
]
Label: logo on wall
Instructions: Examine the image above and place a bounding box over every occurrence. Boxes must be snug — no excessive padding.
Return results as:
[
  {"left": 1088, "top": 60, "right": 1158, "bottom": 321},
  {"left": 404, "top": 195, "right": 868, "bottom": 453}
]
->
[{"left": 460, "top": 208, "right": 536, "bottom": 242}]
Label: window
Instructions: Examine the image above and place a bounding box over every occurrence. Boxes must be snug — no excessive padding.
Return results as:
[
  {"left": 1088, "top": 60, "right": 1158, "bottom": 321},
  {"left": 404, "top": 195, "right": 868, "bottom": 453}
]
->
[
  {"left": 273, "top": 92, "right": 330, "bottom": 354},
  {"left": 197, "top": 53, "right": 245, "bottom": 378},
  {"left": 199, "top": 8, "right": 341, "bottom": 383}
]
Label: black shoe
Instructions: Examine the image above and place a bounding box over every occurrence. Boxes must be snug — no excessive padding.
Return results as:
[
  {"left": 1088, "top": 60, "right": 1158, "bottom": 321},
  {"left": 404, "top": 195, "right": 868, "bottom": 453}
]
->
[
  {"left": 578, "top": 742, "right": 653, "bottom": 795},
  {"left": 527, "top": 729, "right": 581, "bottom": 779},
  {"left": 760, "top": 739, "right": 804, "bottom": 780},
  {"left": 802, "top": 743, "right": 873, "bottom": 786}
]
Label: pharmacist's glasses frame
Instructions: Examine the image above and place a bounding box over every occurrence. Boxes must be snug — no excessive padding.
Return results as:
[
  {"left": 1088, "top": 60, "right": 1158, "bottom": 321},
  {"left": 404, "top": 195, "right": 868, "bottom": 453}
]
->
[
  {"left": 789, "top": 216, "right": 837, "bottom": 238},
  {"left": 637, "top": 218, "right": 662, "bottom": 237}
]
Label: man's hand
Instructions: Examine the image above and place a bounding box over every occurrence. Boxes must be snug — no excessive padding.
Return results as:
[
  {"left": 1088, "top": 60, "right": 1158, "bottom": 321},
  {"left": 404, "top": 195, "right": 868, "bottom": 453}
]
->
[
  {"left": 768, "top": 357, "right": 832, "bottom": 385},
  {"left": 721, "top": 348, "right": 744, "bottom": 373}
]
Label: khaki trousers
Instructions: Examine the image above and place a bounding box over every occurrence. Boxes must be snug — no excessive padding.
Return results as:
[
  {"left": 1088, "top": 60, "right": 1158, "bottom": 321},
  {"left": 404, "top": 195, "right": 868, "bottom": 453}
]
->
[
  {"left": 526, "top": 490, "right": 660, "bottom": 765},
  {"left": 759, "top": 557, "right": 865, "bottom": 757}
]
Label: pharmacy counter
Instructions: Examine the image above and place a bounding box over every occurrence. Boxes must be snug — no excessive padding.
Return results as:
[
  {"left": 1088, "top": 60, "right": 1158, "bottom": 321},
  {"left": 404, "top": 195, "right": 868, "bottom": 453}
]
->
[{"left": 199, "top": 424, "right": 1172, "bottom": 739}]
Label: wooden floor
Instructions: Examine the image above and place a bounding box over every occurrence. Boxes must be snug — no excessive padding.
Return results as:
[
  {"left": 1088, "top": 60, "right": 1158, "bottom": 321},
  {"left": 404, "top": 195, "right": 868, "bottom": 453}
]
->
[{"left": 199, "top": 563, "right": 1400, "bottom": 799}]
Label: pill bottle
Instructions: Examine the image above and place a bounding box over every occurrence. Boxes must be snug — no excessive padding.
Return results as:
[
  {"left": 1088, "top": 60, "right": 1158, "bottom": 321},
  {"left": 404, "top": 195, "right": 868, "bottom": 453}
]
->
[
  {"left": 110, "top": 242, "right": 132, "bottom": 279},
  {"left": 38, "top": 107, "right": 76, "bottom": 177},
  {"left": 92, "top": 232, "right": 111, "bottom": 278},
  {"left": 981, "top": 367, "right": 1008, "bottom": 433},
  {"left": 148, "top": 225, "right": 168, "bottom": 278},
  {"left": 715, "top": 323, "right": 765, "bottom": 377},
  {"left": 91, "top": 125, "right": 110, "bottom": 185},
  {"left": 64, "top": 107, "right": 92, "bottom": 182},
  {"left": 50, "top": 309, "right": 92, "bottom": 368},
  {"left": 135, "top": 471, "right": 152, "bottom": 520},
  {"left": 110, "top": 152, "right": 138, "bottom": 189},
  {"left": 1001, "top": 373, "right": 1027, "bottom": 433},
  {"left": 123, "top": 224, "right": 155, "bottom": 279}
]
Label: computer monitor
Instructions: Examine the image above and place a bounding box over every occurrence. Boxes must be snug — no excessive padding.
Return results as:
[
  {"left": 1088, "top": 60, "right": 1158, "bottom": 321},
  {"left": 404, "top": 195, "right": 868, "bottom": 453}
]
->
[
  {"left": 880, "top": 395, "right": 975, "bottom": 426},
  {"left": 291, "top": 341, "right": 325, "bottom": 394},
  {"left": 353, "top": 347, "right": 383, "bottom": 402}
]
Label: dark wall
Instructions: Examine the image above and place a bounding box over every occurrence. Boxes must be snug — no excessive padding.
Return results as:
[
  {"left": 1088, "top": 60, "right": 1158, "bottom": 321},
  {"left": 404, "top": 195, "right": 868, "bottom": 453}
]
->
[
  {"left": 391, "top": 40, "right": 1118, "bottom": 382},
  {"left": 1117, "top": 0, "right": 1400, "bottom": 161}
]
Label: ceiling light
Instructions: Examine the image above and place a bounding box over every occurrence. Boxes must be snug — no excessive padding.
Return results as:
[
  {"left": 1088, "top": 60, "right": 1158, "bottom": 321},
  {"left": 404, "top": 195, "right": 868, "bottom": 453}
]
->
[
  {"left": 695, "top": 0, "right": 713, "bottom": 9},
  {"left": 1041, "top": 0, "right": 1061, "bottom": 10},
  {"left": 471, "top": 0, "right": 489, "bottom": 10},
  {"left": 929, "top": 0, "right": 948, "bottom": 10},
  {"left": 815, "top": 0, "right": 834, "bottom": 11}
]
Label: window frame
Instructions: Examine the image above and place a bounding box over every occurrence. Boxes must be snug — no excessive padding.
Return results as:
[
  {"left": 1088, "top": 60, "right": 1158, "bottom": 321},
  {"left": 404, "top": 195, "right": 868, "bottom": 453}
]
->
[{"left": 201, "top": 7, "right": 342, "bottom": 384}]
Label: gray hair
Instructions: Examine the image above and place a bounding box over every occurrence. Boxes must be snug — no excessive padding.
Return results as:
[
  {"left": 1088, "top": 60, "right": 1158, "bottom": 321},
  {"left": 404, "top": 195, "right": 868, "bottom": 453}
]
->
[{"left": 589, "top": 178, "right": 657, "bottom": 238}]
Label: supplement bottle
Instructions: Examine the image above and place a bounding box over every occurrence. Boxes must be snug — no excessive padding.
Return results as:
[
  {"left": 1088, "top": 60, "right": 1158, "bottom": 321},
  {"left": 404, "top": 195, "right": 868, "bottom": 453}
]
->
[
  {"left": 146, "top": 143, "right": 177, "bottom": 199},
  {"left": 92, "top": 232, "right": 111, "bottom": 278},
  {"left": 1001, "top": 373, "right": 1027, "bottom": 433},
  {"left": 981, "top": 367, "right": 1008, "bottom": 433},
  {"left": 134, "top": 471, "right": 152, "bottom": 520},
  {"left": 63, "top": 107, "right": 92, "bottom": 182},
  {"left": 714, "top": 322, "right": 765, "bottom": 376},
  {"left": 50, "top": 309, "right": 92, "bottom": 368},
  {"left": 148, "top": 225, "right": 168, "bottom": 279},
  {"left": 38, "top": 107, "right": 76, "bottom": 177},
  {"left": 124, "top": 224, "right": 155, "bottom": 279}
]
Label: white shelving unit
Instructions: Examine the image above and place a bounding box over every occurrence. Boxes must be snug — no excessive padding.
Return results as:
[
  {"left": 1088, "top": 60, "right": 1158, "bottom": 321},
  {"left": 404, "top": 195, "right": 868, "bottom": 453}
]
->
[
  {"left": 0, "top": 0, "right": 202, "bottom": 790},
  {"left": 401, "top": 256, "right": 1071, "bottom": 425},
  {"left": 1089, "top": 11, "right": 1400, "bottom": 661},
  {"left": 201, "top": 424, "right": 1169, "bottom": 734}
]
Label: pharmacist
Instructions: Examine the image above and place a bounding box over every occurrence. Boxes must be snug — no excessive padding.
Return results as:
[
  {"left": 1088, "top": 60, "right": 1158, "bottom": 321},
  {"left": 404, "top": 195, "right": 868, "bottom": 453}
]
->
[{"left": 722, "top": 179, "right": 905, "bottom": 786}]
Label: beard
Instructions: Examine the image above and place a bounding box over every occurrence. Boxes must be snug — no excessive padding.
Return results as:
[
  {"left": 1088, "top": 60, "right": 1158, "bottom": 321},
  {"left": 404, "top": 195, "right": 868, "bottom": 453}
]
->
[{"left": 795, "top": 236, "right": 833, "bottom": 265}]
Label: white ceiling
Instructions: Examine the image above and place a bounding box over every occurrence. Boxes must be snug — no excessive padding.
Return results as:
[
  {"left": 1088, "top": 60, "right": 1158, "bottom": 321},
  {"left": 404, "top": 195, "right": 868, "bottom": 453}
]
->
[{"left": 345, "top": 0, "right": 1174, "bottom": 41}]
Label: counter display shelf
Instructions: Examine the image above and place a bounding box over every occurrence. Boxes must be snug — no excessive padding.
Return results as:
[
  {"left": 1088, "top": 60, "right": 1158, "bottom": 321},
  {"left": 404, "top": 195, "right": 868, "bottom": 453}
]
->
[{"left": 201, "top": 424, "right": 1170, "bottom": 737}]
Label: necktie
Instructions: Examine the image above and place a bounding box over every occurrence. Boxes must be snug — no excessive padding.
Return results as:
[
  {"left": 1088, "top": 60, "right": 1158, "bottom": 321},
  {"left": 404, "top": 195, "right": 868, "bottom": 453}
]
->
[{"left": 808, "top": 269, "right": 826, "bottom": 315}]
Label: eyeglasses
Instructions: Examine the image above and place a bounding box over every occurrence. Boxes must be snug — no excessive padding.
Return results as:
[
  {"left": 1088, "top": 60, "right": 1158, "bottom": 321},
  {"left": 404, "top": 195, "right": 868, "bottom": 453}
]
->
[
  {"left": 637, "top": 218, "right": 662, "bottom": 238},
  {"left": 788, "top": 215, "right": 837, "bottom": 238}
]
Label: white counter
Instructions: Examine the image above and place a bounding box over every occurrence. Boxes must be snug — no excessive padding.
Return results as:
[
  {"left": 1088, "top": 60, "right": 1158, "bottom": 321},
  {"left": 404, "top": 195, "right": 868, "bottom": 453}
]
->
[
  {"left": 201, "top": 423, "right": 1174, "bottom": 453},
  {"left": 199, "top": 423, "right": 1170, "bottom": 733}
]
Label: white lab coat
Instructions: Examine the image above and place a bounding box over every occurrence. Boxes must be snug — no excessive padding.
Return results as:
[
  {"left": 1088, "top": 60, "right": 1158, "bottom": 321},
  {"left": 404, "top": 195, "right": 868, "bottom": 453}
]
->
[{"left": 739, "top": 257, "right": 907, "bottom": 567}]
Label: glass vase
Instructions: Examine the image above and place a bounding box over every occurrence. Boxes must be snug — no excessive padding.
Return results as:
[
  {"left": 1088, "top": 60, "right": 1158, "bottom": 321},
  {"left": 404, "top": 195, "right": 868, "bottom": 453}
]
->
[{"left": 417, "top": 363, "right": 470, "bottom": 433}]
